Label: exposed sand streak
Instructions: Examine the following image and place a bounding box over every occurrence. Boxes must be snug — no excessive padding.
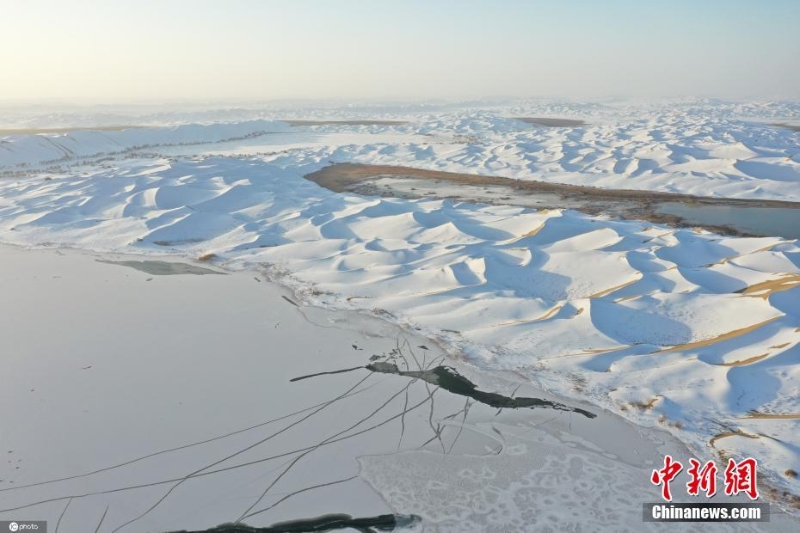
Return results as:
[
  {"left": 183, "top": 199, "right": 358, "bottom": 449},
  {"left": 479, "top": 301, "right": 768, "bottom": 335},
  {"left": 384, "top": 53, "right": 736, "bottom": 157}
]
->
[
  {"left": 708, "top": 243, "right": 778, "bottom": 266},
  {"left": 589, "top": 277, "right": 642, "bottom": 299},
  {"left": 615, "top": 294, "right": 643, "bottom": 303},
  {"left": 471, "top": 305, "right": 565, "bottom": 330},
  {"left": 504, "top": 223, "right": 546, "bottom": 243},
  {"left": 743, "top": 413, "right": 800, "bottom": 420},
  {"left": 660, "top": 317, "right": 782, "bottom": 354},
  {"left": 737, "top": 274, "right": 800, "bottom": 299},
  {"left": 537, "top": 305, "right": 564, "bottom": 321},
  {"left": 710, "top": 430, "right": 760, "bottom": 448},
  {"left": 538, "top": 346, "right": 630, "bottom": 362},
  {"left": 714, "top": 353, "right": 770, "bottom": 367}
]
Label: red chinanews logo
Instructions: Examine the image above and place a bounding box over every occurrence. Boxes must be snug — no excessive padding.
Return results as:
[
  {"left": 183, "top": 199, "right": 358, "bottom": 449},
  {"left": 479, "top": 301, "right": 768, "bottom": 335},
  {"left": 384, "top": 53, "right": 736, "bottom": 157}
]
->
[{"left": 651, "top": 455, "right": 759, "bottom": 501}]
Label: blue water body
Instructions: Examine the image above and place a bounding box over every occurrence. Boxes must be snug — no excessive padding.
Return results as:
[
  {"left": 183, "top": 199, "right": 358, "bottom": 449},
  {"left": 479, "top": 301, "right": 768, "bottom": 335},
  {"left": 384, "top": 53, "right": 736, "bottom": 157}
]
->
[{"left": 656, "top": 202, "right": 800, "bottom": 240}]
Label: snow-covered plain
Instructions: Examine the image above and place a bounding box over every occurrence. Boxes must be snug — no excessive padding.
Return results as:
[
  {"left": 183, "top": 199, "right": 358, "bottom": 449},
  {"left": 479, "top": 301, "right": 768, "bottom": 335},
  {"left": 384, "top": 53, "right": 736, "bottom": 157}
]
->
[{"left": 2, "top": 99, "right": 800, "bottom": 521}]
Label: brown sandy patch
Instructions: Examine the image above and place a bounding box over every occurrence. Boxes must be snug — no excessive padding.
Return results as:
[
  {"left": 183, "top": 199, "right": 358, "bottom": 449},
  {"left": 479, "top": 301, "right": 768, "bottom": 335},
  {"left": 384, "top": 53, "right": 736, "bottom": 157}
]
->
[
  {"left": 284, "top": 120, "right": 408, "bottom": 127},
  {"left": 305, "top": 163, "right": 799, "bottom": 207},
  {"left": 629, "top": 397, "right": 660, "bottom": 411},
  {"left": 515, "top": 117, "right": 586, "bottom": 127},
  {"left": 742, "top": 412, "right": 800, "bottom": 420},
  {"left": 304, "top": 163, "right": 800, "bottom": 238}
]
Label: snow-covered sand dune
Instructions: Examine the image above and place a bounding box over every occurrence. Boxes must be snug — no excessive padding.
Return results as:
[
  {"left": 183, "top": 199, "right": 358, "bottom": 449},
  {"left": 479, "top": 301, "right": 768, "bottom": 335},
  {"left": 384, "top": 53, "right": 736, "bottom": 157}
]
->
[
  {"left": 0, "top": 120, "right": 291, "bottom": 168},
  {"left": 1, "top": 99, "right": 800, "bottom": 513},
  {"left": 3, "top": 100, "right": 799, "bottom": 200}
]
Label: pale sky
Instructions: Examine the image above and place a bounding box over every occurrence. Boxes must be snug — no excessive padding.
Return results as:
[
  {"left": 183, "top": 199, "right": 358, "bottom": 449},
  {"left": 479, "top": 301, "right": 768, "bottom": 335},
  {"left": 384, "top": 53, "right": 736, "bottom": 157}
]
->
[{"left": 2, "top": 0, "right": 799, "bottom": 103}]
